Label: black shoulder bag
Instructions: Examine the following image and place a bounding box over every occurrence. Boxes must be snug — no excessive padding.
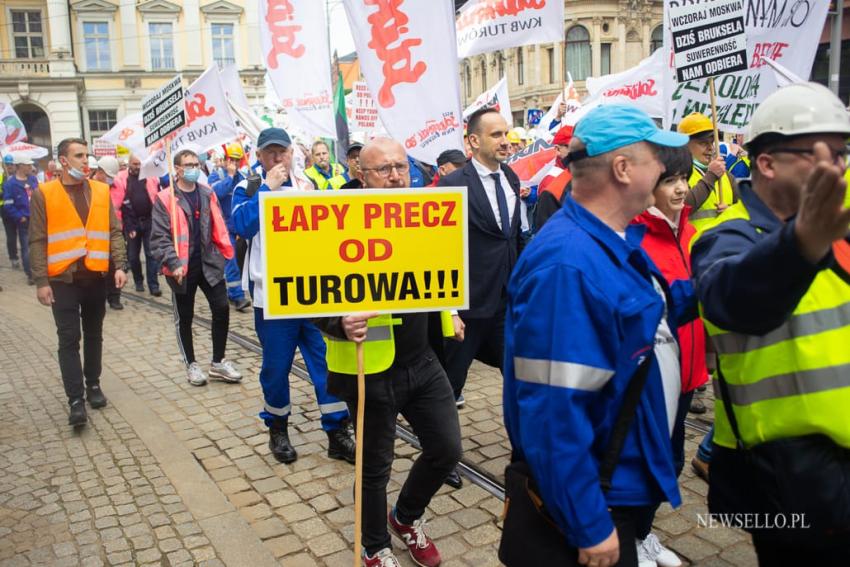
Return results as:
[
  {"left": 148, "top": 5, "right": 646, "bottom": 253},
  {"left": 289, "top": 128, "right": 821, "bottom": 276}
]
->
[
  {"left": 709, "top": 365, "right": 850, "bottom": 537},
  {"left": 235, "top": 175, "right": 262, "bottom": 272},
  {"left": 498, "top": 356, "right": 651, "bottom": 566}
]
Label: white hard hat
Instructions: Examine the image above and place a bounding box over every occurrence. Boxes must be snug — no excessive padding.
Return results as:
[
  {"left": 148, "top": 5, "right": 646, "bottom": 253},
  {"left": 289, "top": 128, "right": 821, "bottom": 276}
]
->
[
  {"left": 12, "top": 154, "right": 33, "bottom": 166},
  {"left": 97, "top": 156, "right": 120, "bottom": 178},
  {"left": 87, "top": 155, "right": 99, "bottom": 170},
  {"left": 745, "top": 82, "right": 850, "bottom": 150}
]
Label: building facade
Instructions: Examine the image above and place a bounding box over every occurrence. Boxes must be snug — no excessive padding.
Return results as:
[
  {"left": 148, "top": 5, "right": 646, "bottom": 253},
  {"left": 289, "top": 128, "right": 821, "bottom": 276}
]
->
[
  {"left": 460, "top": 0, "right": 665, "bottom": 127},
  {"left": 0, "top": 0, "right": 267, "bottom": 157}
]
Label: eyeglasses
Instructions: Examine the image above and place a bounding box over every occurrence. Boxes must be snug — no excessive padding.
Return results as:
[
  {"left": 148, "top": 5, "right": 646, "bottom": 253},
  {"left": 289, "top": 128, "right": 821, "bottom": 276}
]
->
[
  {"left": 362, "top": 162, "right": 409, "bottom": 177},
  {"left": 180, "top": 162, "right": 201, "bottom": 168},
  {"left": 768, "top": 147, "right": 848, "bottom": 164}
]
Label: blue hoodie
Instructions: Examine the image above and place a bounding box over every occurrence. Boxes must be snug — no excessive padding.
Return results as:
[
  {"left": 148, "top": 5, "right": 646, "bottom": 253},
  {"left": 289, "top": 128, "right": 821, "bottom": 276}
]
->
[
  {"left": 503, "top": 196, "right": 696, "bottom": 548},
  {"left": 1, "top": 175, "right": 35, "bottom": 223}
]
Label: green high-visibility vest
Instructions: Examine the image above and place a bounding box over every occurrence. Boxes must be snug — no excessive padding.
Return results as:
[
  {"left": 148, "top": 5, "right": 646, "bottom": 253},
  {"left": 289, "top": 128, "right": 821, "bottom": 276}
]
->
[
  {"left": 687, "top": 164, "right": 735, "bottom": 232},
  {"left": 693, "top": 201, "right": 850, "bottom": 450},
  {"left": 305, "top": 164, "right": 346, "bottom": 191}
]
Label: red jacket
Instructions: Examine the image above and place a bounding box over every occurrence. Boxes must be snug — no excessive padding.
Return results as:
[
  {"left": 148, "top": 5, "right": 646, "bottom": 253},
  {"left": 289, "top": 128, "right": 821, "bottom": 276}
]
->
[{"left": 633, "top": 206, "right": 709, "bottom": 392}]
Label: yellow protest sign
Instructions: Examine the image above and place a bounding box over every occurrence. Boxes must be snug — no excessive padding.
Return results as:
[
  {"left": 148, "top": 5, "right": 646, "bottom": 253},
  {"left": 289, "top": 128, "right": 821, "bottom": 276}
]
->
[{"left": 260, "top": 188, "right": 469, "bottom": 318}]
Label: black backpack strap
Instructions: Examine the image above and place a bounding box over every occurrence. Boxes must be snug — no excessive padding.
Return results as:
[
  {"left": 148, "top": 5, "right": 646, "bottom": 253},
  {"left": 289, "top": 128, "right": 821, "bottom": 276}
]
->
[
  {"left": 714, "top": 364, "right": 747, "bottom": 450},
  {"left": 598, "top": 355, "right": 652, "bottom": 492}
]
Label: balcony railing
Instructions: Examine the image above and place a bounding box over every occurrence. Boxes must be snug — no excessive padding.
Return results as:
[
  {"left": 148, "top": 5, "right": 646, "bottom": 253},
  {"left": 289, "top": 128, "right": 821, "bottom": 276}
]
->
[{"left": 0, "top": 58, "right": 51, "bottom": 77}]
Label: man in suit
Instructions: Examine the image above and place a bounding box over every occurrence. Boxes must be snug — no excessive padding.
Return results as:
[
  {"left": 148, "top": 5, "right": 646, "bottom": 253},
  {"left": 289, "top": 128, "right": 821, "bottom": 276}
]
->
[{"left": 438, "top": 107, "right": 527, "bottom": 406}]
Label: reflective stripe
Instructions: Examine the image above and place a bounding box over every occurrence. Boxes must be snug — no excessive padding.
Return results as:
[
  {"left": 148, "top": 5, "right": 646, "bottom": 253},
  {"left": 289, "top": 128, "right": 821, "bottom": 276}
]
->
[
  {"left": 318, "top": 401, "right": 349, "bottom": 415},
  {"left": 690, "top": 208, "right": 720, "bottom": 221},
  {"left": 47, "top": 228, "right": 86, "bottom": 243},
  {"left": 226, "top": 281, "right": 242, "bottom": 288},
  {"left": 88, "top": 251, "right": 110, "bottom": 260},
  {"left": 323, "top": 325, "right": 392, "bottom": 343},
  {"left": 87, "top": 230, "right": 110, "bottom": 240},
  {"left": 1, "top": 199, "right": 13, "bottom": 206},
  {"left": 712, "top": 301, "right": 850, "bottom": 355},
  {"left": 514, "top": 357, "right": 614, "bottom": 391},
  {"left": 264, "top": 403, "right": 292, "bottom": 417},
  {"left": 718, "top": 362, "right": 850, "bottom": 406},
  {"left": 48, "top": 249, "right": 87, "bottom": 263}
]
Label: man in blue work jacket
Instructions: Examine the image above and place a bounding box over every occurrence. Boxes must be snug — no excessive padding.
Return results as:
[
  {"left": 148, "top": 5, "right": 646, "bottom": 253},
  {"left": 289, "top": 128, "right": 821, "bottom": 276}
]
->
[
  {"left": 504, "top": 105, "right": 696, "bottom": 567},
  {"left": 230, "top": 127, "right": 355, "bottom": 465}
]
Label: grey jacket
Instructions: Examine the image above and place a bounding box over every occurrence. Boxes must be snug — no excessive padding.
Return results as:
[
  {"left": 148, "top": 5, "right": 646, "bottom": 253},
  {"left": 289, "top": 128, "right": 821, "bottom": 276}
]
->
[{"left": 150, "top": 184, "right": 226, "bottom": 289}]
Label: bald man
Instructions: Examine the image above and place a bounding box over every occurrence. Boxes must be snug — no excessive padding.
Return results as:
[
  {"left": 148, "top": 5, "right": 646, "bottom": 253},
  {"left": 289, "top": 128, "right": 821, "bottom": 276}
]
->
[{"left": 314, "top": 138, "right": 463, "bottom": 567}]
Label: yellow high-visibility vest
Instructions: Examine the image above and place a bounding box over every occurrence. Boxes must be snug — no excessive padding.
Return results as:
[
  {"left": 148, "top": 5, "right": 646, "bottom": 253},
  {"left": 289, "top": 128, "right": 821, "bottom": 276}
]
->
[
  {"left": 42, "top": 179, "right": 111, "bottom": 276},
  {"left": 304, "top": 164, "right": 346, "bottom": 191},
  {"left": 693, "top": 201, "right": 850, "bottom": 450},
  {"left": 687, "top": 165, "right": 735, "bottom": 232}
]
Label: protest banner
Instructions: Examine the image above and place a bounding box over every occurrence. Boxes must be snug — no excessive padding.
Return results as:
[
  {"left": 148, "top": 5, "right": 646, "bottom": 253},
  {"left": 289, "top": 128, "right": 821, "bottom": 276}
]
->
[
  {"left": 260, "top": 186, "right": 468, "bottom": 566},
  {"left": 142, "top": 75, "right": 185, "bottom": 148},
  {"left": 463, "top": 76, "right": 513, "bottom": 127},
  {"left": 2, "top": 142, "right": 48, "bottom": 161},
  {"left": 344, "top": 0, "right": 464, "bottom": 165},
  {"left": 140, "top": 66, "right": 240, "bottom": 180},
  {"left": 669, "top": 0, "right": 747, "bottom": 82},
  {"left": 455, "top": 0, "right": 565, "bottom": 59},
  {"left": 102, "top": 113, "right": 148, "bottom": 159},
  {"left": 93, "top": 138, "right": 116, "bottom": 158},
  {"left": 505, "top": 138, "right": 556, "bottom": 185},
  {"left": 539, "top": 73, "right": 583, "bottom": 133},
  {"left": 350, "top": 81, "right": 380, "bottom": 132},
  {"left": 586, "top": 48, "right": 666, "bottom": 118},
  {"left": 260, "top": 0, "right": 336, "bottom": 138},
  {"left": 0, "top": 102, "right": 27, "bottom": 148},
  {"left": 219, "top": 63, "right": 251, "bottom": 112},
  {"left": 260, "top": 188, "right": 468, "bottom": 318},
  {"left": 662, "top": 0, "right": 830, "bottom": 133}
]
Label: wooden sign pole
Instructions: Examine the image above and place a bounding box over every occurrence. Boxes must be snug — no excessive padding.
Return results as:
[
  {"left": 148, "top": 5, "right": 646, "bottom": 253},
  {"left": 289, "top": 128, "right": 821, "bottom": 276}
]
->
[
  {"left": 708, "top": 77, "right": 725, "bottom": 205},
  {"left": 353, "top": 342, "right": 365, "bottom": 567}
]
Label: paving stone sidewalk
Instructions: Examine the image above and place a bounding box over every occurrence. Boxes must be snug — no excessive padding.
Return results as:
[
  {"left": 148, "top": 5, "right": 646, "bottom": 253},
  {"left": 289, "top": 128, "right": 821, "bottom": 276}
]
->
[{"left": 0, "top": 259, "right": 757, "bottom": 566}]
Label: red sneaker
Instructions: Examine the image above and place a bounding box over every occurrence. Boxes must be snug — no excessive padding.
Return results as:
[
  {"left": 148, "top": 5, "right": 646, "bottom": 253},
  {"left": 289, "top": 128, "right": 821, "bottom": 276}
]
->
[
  {"left": 387, "top": 509, "right": 442, "bottom": 567},
  {"left": 363, "top": 548, "right": 401, "bottom": 567}
]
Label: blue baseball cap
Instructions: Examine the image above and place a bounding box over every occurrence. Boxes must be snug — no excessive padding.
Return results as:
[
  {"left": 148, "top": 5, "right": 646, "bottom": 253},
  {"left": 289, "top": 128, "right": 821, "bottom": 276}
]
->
[
  {"left": 257, "top": 127, "right": 291, "bottom": 150},
  {"left": 571, "top": 105, "right": 688, "bottom": 161},
  {"left": 2, "top": 154, "right": 13, "bottom": 164}
]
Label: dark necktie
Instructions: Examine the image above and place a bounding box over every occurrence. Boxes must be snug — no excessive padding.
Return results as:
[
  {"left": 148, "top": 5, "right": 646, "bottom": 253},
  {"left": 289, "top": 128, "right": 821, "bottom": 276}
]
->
[{"left": 490, "top": 173, "right": 511, "bottom": 237}]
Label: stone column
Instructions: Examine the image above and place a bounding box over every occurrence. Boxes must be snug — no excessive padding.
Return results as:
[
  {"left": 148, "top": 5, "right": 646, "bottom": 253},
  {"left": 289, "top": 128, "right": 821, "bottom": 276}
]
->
[
  {"left": 183, "top": 0, "right": 202, "bottom": 68},
  {"left": 245, "top": 0, "right": 264, "bottom": 68},
  {"left": 119, "top": 0, "right": 140, "bottom": 68},
  {"left": 45, "top": 0, "right": 71, "bottom": 56}
]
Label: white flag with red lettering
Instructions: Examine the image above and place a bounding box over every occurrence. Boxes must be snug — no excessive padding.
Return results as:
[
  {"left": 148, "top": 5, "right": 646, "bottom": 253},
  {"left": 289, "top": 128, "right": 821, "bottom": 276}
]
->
[
  {"left": 102, "top": 113, "right": 148, "bottom": 159},
  {"left": 259, "top": 0, "right": 336, "bottom": 138},
  {"left": 586, "top": 49, "right": 666, "bottom": 119},
  {"left": 343, "top": 0, "right": 464, "bottom": 165},
  {"left": 0, "top": 102, "right": 27, "bottom": 148},
  {"left": 140, "top": 66, "right": 239, "bottom": 179},
  {"left": 463, "top": 76, "right": 513, "bottom": 127},
  {"left": 456, "top": 0, "right": 564, "bottom": 59}
]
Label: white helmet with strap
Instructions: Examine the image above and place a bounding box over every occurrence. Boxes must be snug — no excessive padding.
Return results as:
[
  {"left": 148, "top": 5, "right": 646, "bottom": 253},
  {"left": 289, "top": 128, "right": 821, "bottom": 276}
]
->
[{"left": 745, "top": 82, "right": 850, "bottom": 150}]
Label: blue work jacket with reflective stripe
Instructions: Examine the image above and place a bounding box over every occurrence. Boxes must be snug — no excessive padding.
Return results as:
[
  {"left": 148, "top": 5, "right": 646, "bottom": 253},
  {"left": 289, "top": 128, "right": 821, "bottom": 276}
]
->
[{"left": 504, "top": 196, "right": 695, "bottom": 549}]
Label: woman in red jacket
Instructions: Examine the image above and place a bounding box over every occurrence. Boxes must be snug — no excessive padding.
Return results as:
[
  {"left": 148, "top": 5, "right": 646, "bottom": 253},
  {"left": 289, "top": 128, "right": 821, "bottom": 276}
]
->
[{"left": 632, "top": 145, "right": 710, "bottom": 567}]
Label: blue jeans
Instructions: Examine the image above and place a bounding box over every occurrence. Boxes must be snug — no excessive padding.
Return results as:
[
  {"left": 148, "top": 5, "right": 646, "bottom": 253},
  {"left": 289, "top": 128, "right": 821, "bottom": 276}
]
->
[
  {"left": 697, "top": 425, "right": 714, "bottom": 463},
  {"left": 224, "top": 232, "right": 245, "bottom": 301},
  {"left": 252, "top": 307, "right": 348, "bottom": 431}
]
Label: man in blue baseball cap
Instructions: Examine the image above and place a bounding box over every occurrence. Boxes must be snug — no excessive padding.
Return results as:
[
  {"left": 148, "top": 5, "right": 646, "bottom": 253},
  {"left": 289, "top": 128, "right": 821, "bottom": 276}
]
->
[
  {"left": 230, "top": 127, "right": 356, "bottom": 467},
  {"left": 500, "top": 105, "right": 697, "bottom": 567}
]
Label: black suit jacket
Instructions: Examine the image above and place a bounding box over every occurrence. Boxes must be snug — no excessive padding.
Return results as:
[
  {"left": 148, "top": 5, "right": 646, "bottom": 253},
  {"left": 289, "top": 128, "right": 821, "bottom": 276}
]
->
[{"left": 438, "top": 160, "right": 526, "bottom": 319}]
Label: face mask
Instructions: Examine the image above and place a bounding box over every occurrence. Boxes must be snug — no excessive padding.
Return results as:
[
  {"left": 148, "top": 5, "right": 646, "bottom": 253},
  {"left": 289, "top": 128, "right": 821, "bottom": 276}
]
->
[
  {"left": 106, "top": 176, "right": 114, "bottom": 185},
  {"left": 182, "top": 168, "right": 200, "bottom": 183},
  {"left": 68, "top": 167, "right": 86, "bottom": 180}
]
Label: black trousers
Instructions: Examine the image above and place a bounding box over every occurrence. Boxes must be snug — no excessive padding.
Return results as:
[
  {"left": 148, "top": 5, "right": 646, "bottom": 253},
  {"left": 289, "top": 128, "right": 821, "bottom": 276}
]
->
[
  {"left": 752, "top": 532, "right": 850, "bottom": 566},
  {"left": 127, "top": 218, "right": 160, "bottom": 291},
  {"left": 50, "top": 277, "right": 107, "bottom": 402},
  {"left": 107, "top": 260, "right": 121, "bottom": 303},
  {"left": 443, "top": 310, "right": 505, "bottom": 398},
  {"left": 169, "top": 267, "right": 229, "bottom": 365},
  {"left": 3, "top": 216, "right": 19, "bottom": 261},
  {"left": 328, "top": 352, "right": 462, "bottom": 555}
]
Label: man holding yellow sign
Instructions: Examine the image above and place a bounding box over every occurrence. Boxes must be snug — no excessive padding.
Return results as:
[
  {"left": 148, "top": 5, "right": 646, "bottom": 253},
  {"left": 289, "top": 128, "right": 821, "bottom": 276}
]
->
[{"left": 261, "top": 138, "right": 467, "bottom": 567}]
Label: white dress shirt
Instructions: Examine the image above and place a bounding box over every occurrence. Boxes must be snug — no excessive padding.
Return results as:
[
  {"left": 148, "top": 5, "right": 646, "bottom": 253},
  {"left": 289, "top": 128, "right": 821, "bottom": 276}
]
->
[{"left": 470, "top": 157, "right": 520, "bottom": 232}]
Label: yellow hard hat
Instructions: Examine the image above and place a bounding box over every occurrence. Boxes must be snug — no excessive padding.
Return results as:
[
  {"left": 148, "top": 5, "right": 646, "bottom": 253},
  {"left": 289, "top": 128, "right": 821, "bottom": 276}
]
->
[
  {"left": 507, "top": 130, "right": 522, "bottom": 144},
  {"left": 225, "top": 142, "right": 244, "bottom": 160},
  {"left": 677, "top": 113, "right": 714, "bottom": 137}
]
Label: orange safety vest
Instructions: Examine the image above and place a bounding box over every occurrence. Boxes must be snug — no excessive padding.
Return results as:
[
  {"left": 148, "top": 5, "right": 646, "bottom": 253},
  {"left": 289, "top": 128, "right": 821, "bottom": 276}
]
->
[
  {"left": 156, "top": 187, "right": 234, "bottom": 276},
  {"left": 42, "top": 179, "right": 111, "bottom": 277}
]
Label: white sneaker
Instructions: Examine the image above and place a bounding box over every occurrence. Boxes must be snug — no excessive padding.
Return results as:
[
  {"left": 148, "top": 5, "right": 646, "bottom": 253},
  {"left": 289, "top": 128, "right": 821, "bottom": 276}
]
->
[
  {"left": 639, "top": 533, "right": 682, "bottom": 567},
  {"left": 636, "top": 538, "right": 658, "bottom": 567},
  {"left": 209, "top": 359, "right": 242, "bottom": 382},
  {"left": 186, "top": 362, "right": 208, "bottom": 386},
  {"left": 363, "top": 548, "right": 401, "bottom": 567}
]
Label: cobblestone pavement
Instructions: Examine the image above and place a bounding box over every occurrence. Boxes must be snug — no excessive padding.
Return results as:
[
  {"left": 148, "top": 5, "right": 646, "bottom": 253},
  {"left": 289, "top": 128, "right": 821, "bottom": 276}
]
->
[{"left": 0, "top": 256, "right": 757, "bottom": 566}]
